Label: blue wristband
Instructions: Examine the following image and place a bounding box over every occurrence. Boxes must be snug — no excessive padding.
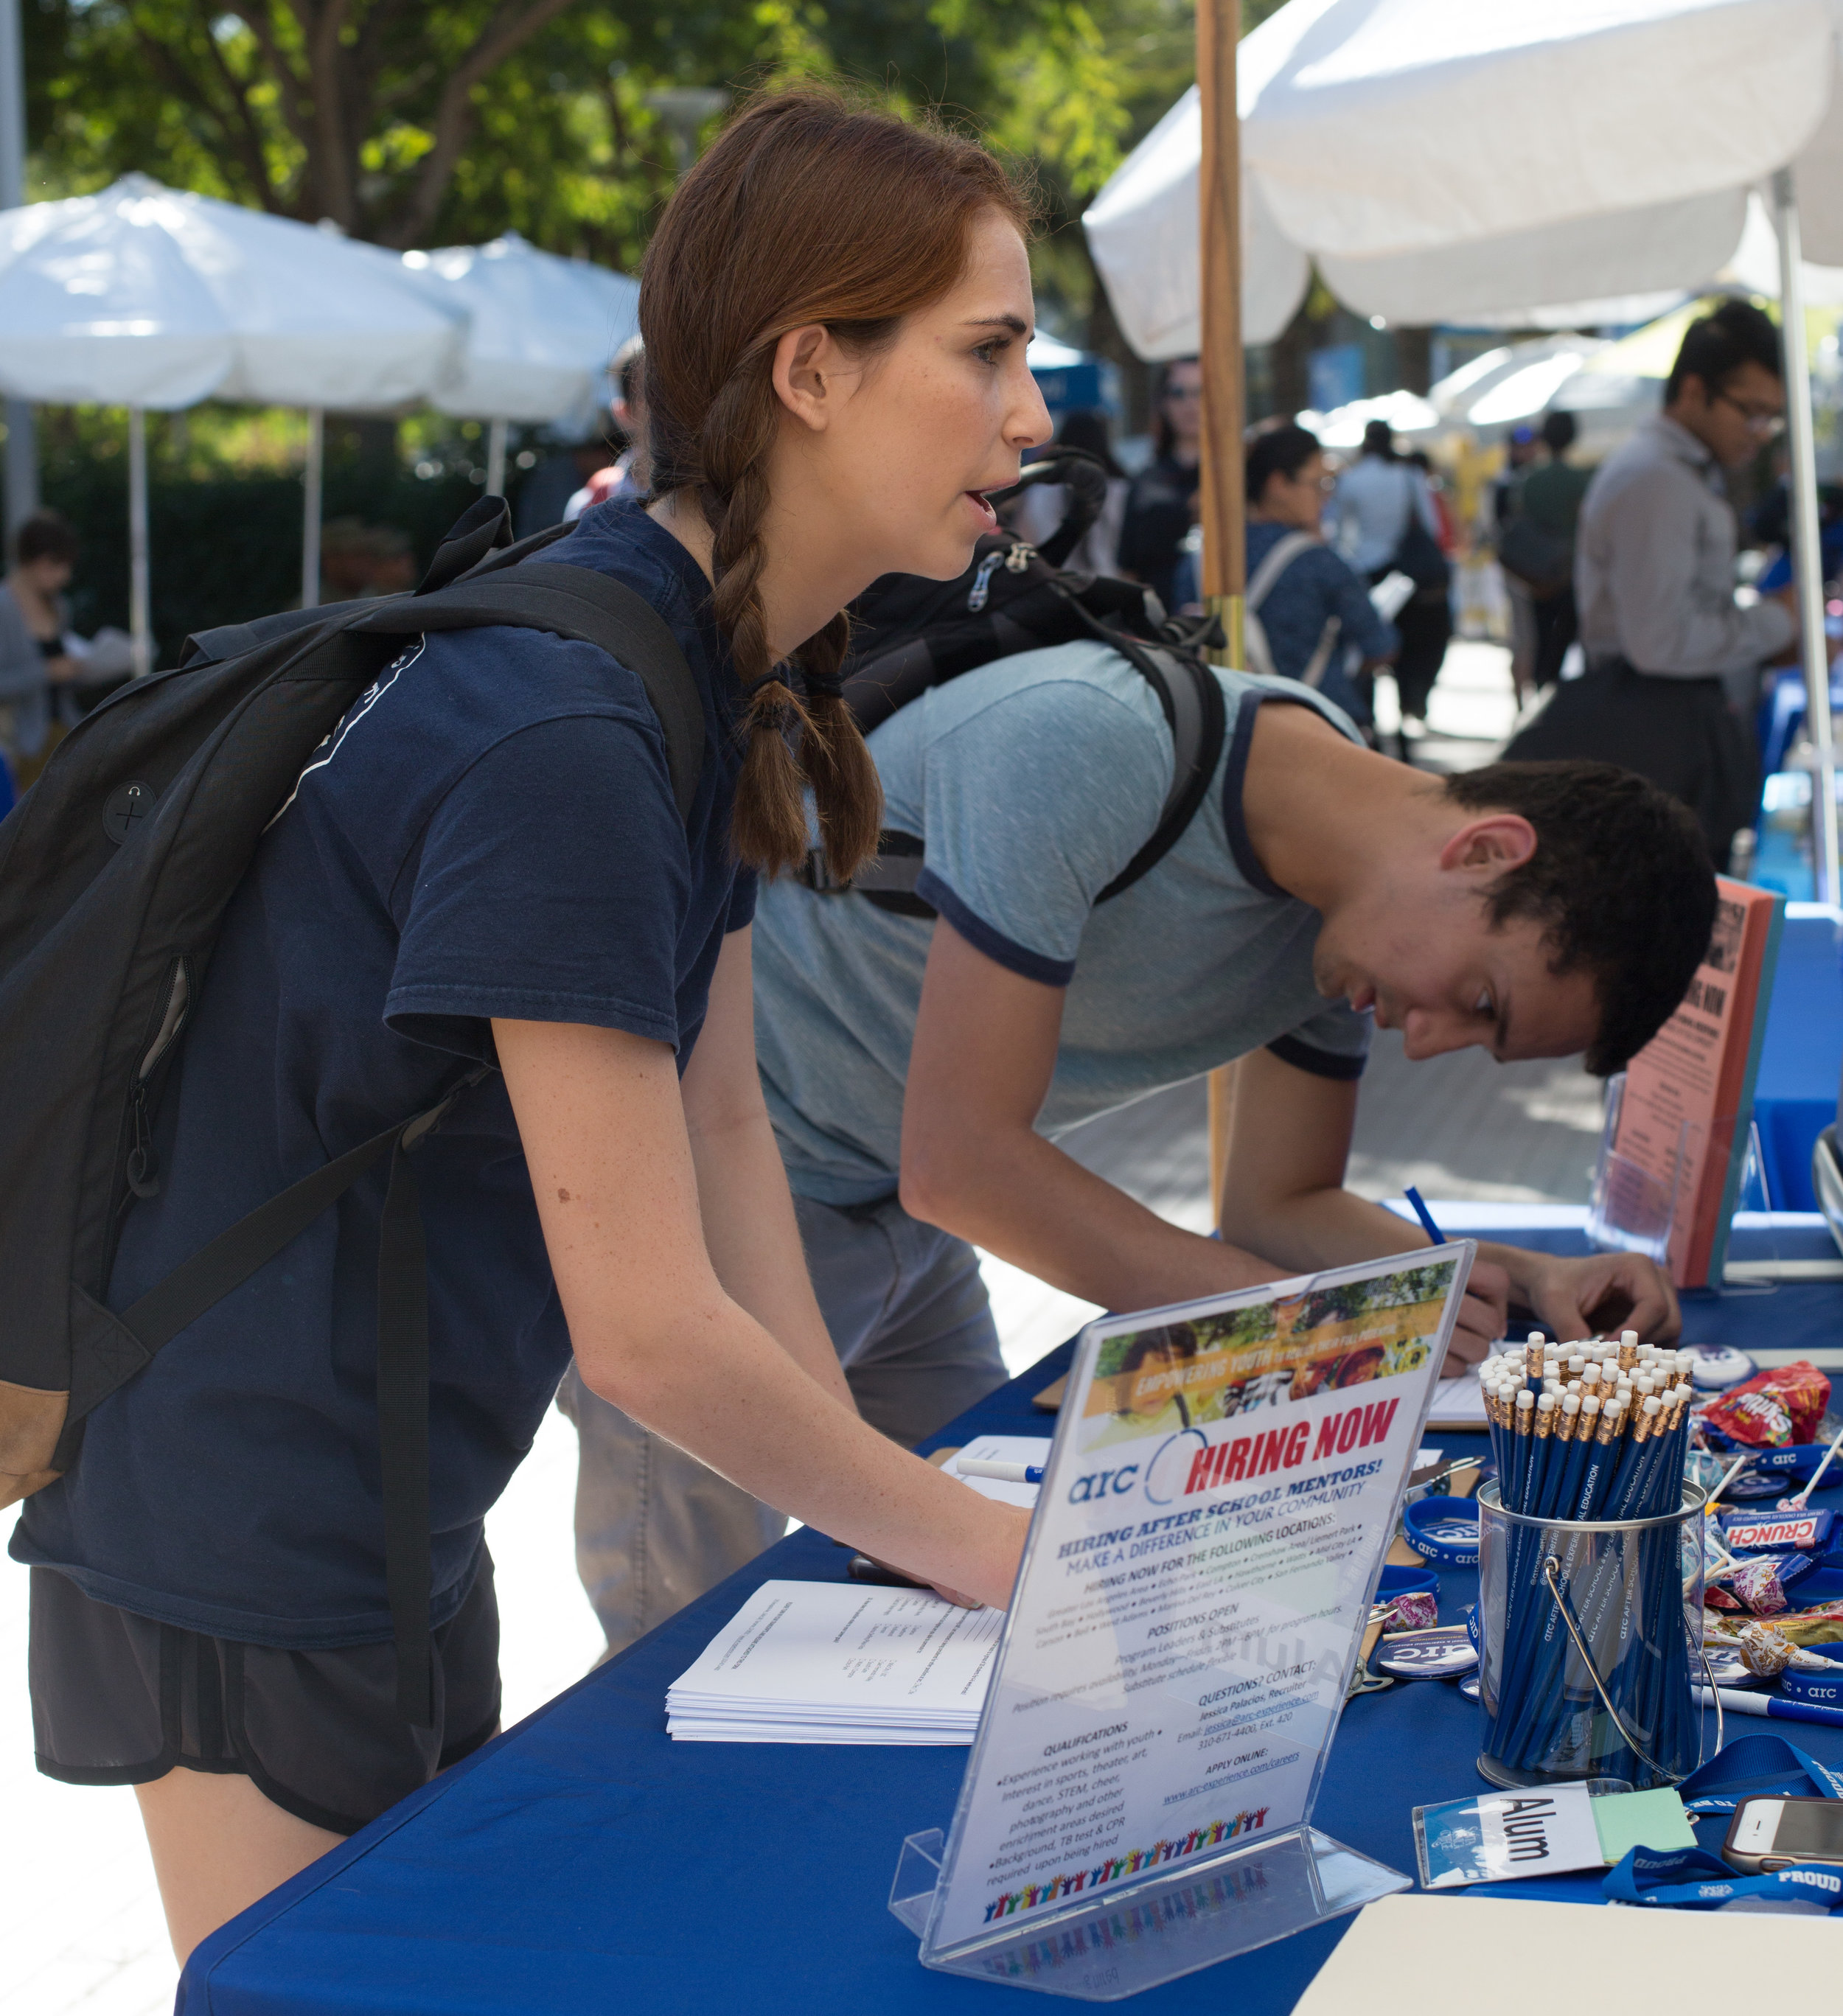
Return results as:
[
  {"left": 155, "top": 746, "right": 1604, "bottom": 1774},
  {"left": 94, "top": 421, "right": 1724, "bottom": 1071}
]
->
[
  {"left": 1780, "top": 1656, "right": 1843, "bottom": 1708},
  {"left": 1376, "top": 1563, "right": 1440, "bottom": 1603},
  {"left": 1403, "top": 1494, "right": 1480, "bottom": 1567}
]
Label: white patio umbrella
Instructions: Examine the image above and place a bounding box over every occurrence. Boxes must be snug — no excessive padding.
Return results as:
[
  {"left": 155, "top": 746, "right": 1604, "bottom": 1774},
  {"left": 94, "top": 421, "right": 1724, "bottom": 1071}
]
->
[
  {"left": 1085, "top": 0, "right": 1843, "bottom": 894},
  {"left": 0, "top": 174, "right": 465, "bottom": 666},
  {"left": 392, "top": 233, "right": 640, "bottom": 495}
]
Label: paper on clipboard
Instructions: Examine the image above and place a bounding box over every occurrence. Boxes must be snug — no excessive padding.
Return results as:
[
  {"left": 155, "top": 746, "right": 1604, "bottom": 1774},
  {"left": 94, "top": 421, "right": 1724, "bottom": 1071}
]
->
[{"left": 1424, "top": 1374, "right": 1488, "bottom": 1431}]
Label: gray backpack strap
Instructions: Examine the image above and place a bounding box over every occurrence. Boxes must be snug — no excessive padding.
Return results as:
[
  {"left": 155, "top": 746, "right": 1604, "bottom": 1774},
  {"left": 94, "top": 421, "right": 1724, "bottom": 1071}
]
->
[
  {"left": 355, "top": 562, "right": 707, "bottom": 823},
  {"left": 1295, "top": 615, "right": 1345, "bottom": 691},
  {"left": 1246, "top": 531, "right": 1319, "bottom": 613},
  {"left": 1244, "top": 532, "right": 1321, "bottom": 683}
]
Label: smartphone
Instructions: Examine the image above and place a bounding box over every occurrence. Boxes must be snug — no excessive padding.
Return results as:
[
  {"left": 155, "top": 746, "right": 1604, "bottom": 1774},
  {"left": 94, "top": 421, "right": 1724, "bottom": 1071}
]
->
[{"left": 1722, "top": 1796, "right": 1843, "bottom": 1874}]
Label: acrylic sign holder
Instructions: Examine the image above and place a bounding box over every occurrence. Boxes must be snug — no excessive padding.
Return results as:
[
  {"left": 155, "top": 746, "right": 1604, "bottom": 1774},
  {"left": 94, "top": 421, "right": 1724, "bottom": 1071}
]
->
[
  {"left": 889, "top": 1821, "right": 1407, "bottom": 2001},
  {"left": 883, "top": 1251, "right": 1475, "bottom": 2000}
]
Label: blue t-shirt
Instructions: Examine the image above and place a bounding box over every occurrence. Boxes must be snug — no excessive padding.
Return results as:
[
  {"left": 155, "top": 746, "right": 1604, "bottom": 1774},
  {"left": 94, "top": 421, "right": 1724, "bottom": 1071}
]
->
[
  {"left": 13, "top": 503, "right": 754, "bottom": 1647},
  {"left": 753, "top": 644, "right": 1372, "bottom": 1207}
]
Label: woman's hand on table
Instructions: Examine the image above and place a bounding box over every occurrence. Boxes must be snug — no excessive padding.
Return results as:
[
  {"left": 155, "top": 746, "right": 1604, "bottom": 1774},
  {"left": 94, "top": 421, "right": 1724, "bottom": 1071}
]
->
[{"left": 918, "top": 1501, "right": 1031, "bottom": 1609}]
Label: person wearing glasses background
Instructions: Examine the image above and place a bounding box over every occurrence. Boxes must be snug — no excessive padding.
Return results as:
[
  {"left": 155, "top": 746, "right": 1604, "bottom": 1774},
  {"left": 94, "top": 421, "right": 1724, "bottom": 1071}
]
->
[
  {"left": 1118, "top": 357, "right": 1202, "bottom": 612},
  {"left": 1238, "top": 422, "right": 1398, "bottom": 727},
  {"left": 1505, "top": 298, "right": 1796, "bottom": 866}
]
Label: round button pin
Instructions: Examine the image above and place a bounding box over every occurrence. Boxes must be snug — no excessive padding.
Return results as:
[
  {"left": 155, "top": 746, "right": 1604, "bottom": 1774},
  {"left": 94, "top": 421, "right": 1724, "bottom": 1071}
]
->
[{"left": 103, "top": 780, "right": 156, "bottom": 845}]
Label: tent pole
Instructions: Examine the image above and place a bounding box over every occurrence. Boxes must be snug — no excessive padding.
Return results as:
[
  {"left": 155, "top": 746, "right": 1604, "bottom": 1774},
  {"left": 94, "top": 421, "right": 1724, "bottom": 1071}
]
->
[
  {"left": 1199, "top": 0, "right": 1246, "bottom": 1227},
  {"left": 486, "top": 416, "right": 508, "bottom": 499},
  {"left": 302, "top": 406, "right": 324, "bottom": 610},
  {"left": 0, "top": 0, "right": 37, "bottom": 534},
  {"left": 1772, "top": 167, "right": 1839, "bottom": 907},
  {"left": 127, "top": 405, "right": 150, "bottom": 678}
]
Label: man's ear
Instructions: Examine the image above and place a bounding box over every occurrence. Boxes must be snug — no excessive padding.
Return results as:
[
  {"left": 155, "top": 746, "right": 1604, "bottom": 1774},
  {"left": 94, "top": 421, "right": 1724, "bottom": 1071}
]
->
[
  {"left": 771, "top": 323, "right": 843, "bottom": 434},
  {"left": 1439, "top": 813, "right": 1536, "bottom": 876}
]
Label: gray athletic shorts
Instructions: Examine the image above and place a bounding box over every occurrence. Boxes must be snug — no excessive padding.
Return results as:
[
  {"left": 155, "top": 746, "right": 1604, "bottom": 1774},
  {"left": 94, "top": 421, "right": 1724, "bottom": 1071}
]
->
[{"left": 28, "top": 1556, "right": 501, "bottom": 1837}]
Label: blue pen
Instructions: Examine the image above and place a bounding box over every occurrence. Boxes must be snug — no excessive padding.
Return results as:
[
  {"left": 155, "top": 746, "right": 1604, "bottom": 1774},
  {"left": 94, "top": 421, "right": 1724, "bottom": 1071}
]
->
[
  {"left": 1696, "top": 1687, "right": 1843, "bottom": 1731},
  {"left": 955, "top": 1458, "right": 1044, "bottom": 1485},
  {"left": 1403, "top": 1185, "right": 1446, "bottom": 1245}
]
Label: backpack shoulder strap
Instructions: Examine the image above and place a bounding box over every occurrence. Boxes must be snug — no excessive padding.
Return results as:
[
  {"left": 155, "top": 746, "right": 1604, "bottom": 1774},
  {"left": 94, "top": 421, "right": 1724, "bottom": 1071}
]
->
[
  {"left": 833, "top": 627, "right": 1227, "bottom": 914},
  {"left": 1092, "top": 637, "right": 1227, "bottom": 902},
  {"left": 1247, "top": 531, "right": 1319, "bottom": 613},
  {"left": 355, "top": 562, "right": 707, "bottom": 823}
]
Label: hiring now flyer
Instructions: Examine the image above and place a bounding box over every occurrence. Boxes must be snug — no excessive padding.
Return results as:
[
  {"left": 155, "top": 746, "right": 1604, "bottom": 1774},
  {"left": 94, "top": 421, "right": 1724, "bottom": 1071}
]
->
[{"left": 919, "top": 1247, "right": 1472, "bottom": 1957}]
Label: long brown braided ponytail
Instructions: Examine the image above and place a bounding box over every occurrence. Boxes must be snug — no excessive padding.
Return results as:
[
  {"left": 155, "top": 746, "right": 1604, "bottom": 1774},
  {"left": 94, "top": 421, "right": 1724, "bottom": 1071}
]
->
[{"left": 639, "top": 88, "right": 1031, "bottom": 879}]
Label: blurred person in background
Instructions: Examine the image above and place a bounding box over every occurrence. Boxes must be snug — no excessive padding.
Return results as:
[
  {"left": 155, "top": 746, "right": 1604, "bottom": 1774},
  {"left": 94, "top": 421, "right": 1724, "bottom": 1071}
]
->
[
  {"left": 1006, "top": 408, "right": 1128, "bottom": 575},
  {"left": 1494, "top": 425, "right": 1540, "bottom": 530},
  {"left": 1398, "top": 448, "right": 1457, "bottom": 731},
  {"left": 567, "top": 336, "right": 649, "bottom": 521},
  {"left": 1241, "top": 422, "right": 1396, "bottom": 727},
  {"left": 0, "top": 510, "right": 80, "bottom": 787},
  {"left": 318, "top": 520, "right": 417, "bottom": 603},
  {"left": 1118, "top": 357, "right": 1201, "bottom": 610},
  {"left": 1499, "top": 410, "right": 1592, "bottom": 692},
  {"left": 1334, "top": 422, "right": 1450, "bottom": 735},
  {"left": 1505, "top": 299, "right": 1793, "bottom": 867},
  {"left": 1334, "top": 419, "right": 1441, "bottom": 576}
]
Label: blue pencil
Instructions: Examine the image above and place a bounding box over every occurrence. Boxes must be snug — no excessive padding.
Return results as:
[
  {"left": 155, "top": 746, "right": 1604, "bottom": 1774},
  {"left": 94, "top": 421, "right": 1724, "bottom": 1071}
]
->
[{"left": 1403, "top": 1185, "right": 1446, "bottom": 1244}]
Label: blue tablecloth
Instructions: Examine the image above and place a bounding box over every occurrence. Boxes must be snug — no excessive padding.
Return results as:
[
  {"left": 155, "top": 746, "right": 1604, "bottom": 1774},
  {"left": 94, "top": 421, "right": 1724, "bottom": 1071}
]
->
[
  {"left": 181, "top": 1215, "right": 1843, "bottom": 2015},
  {"left": 1754, "top": 907, "right": 1842, "bottom": 1213}
]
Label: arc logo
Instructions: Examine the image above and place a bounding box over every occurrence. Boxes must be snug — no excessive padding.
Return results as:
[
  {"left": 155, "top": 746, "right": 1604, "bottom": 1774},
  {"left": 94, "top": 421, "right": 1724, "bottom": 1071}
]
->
[{"left": 1066, "top": 1465, "right": 1139, "bottom": 1504}]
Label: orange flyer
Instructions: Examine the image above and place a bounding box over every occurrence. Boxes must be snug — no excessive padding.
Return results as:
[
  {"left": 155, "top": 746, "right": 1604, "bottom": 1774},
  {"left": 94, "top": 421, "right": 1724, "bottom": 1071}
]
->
[{"left": 1604, "top": 878, "right": 1785, "bottom": 1287}]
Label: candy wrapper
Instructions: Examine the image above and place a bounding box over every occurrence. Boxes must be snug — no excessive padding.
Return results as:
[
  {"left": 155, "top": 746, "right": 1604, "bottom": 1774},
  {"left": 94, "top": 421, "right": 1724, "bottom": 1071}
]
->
[
  {"left": 1720, "top": 1552, "right": 1814, "bottom": 1616},
  {"left": 1700, "top": 1361, "right": 1830, "bottom": 1448},
  {"left": 1735, "top": 1621, "right": 1797, "bottom": 1678},
  {"left": 1720, "top": 1507, "right": 1836, "bottom": 1553},
  {"left": 1760, "top": 1602, "right": 1843, "bottom": 1648},
  {"left": 1373, "top": 1589, "right": 1438, "bottom": 1632}
]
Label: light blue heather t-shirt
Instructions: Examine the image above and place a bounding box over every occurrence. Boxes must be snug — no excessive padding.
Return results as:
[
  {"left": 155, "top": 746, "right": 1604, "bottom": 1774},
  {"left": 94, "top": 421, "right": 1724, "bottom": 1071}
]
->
[{"left": 753, "top": 641, "right": 1372, "bottom": 1206}]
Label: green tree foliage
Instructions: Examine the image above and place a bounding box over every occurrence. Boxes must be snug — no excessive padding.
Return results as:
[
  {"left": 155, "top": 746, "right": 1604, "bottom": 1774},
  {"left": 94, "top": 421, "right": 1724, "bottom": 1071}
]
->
[{"left": 18, "top": 1, "right": 1269, "bottom": 274}]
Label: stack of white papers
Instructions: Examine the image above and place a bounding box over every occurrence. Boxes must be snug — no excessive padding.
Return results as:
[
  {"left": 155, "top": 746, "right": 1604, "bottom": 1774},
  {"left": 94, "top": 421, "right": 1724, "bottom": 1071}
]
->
[{"left": 666, "top": 1580, "right": 1005, "bottom": 1743}]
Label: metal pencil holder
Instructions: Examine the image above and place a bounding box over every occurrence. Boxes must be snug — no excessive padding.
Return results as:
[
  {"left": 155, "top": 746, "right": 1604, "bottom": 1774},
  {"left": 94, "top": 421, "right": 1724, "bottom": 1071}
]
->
[{"left": 1474, "top": 1480, "right": 1710, "bottom": 1791}]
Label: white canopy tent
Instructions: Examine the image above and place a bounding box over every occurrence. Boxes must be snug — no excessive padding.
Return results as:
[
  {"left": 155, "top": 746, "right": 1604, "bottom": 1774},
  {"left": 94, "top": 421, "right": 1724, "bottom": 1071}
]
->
[
  {"left": 0, "top": 174, "right": 465, "bottom": 664},
  {"left": 391, "top": 233, "right": 640, "bottom": 495},
  {"left": 1087, "top": 0, "right": 1843, "bottom": 352},
  {"left": 1085, "top": 0, "right": 1843, "bottom": 895}
]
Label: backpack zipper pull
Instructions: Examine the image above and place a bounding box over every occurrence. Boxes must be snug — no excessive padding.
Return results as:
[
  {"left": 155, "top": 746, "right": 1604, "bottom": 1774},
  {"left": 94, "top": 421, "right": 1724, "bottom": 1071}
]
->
[
  {"left": 966, "top": 550, "right": 1005, "bottom": 613},
  {"left": 125, "top": 1082, "right": 160, "bottom": 1199}
]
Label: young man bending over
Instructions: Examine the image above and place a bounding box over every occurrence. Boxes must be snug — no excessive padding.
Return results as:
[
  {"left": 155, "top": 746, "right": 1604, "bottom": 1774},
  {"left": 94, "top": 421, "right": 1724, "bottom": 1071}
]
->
[{"left": 561, "top": 647, "right": 1714, "bottom": 1650}]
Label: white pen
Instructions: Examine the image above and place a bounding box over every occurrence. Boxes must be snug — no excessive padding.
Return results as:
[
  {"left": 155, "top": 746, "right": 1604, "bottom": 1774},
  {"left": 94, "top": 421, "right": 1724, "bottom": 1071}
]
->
[{"left": 955, "top": 1457, "right": 1045, "bottom": 1484}]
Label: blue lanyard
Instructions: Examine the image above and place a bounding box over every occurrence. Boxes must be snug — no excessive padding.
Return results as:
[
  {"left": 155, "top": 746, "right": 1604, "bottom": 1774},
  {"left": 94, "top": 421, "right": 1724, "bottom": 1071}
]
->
[
  {"left": 1602, "top": 1735, "right": 1843, "bottom": 1910},
  {"left": 1604, "top": 1842, "right": 1843, "bottom": 1911},
  {"left": 1674, "top": 1732, "right": 1843, "bottom": 1813}
]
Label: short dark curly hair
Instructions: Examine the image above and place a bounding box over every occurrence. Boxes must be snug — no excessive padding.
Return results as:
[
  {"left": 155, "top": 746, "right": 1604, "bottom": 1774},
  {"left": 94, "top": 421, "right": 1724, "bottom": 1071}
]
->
[{"left": 1443, "top": 761, "right": 1715, "bottom": 1075}]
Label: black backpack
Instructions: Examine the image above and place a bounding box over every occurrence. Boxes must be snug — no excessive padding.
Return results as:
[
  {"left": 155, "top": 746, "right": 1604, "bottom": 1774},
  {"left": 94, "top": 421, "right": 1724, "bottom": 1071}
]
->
[
  {"left": 0, "top": 498, "right": 705, "bottom": 1723},
  {"left": 811, "top": 447, "right": 1227, "bottom": 914}
]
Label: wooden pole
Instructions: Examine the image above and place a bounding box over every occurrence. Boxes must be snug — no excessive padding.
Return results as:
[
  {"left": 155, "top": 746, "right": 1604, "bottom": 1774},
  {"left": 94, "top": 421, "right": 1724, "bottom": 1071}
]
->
[
  {"left": 1199, "top": 0, "right": 1246, "bottom": 1228},
  {"left": 1196, "top": 0, "right": 1245, "bottom": 657}
]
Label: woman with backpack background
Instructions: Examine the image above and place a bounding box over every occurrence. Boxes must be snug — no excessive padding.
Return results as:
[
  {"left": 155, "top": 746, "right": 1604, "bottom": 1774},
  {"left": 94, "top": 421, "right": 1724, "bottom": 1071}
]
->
[
  {"left": 1240, "top": 422, "right": 1397, "bottom": 728},
  {"left": 10, "top": 91, "right": 1048, "bottom": 1963}
]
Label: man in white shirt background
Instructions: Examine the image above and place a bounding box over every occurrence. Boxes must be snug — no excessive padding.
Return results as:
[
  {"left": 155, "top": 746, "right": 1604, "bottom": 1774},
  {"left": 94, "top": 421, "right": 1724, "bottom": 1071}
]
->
[{"left": 1506, "top": 299, "right": 1796, "bottom": 866}]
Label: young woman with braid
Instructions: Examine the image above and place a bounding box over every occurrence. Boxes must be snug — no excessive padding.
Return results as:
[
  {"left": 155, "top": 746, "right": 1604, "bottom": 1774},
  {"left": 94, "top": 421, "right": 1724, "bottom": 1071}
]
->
[{"left": 15, "top": 90, "right": 1051, "bottom": 1963}]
